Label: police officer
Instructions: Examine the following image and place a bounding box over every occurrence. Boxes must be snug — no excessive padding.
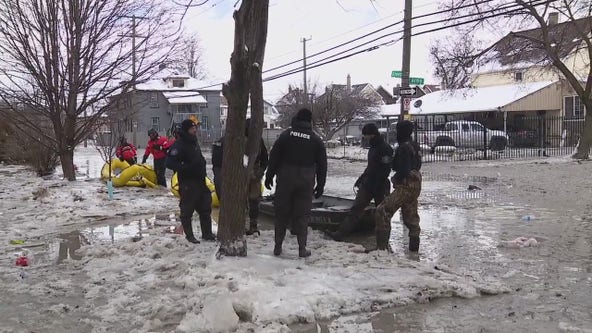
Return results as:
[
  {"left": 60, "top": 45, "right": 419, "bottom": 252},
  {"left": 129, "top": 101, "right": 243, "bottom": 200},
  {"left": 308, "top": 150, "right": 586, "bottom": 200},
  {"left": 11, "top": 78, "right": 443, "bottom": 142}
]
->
[
  {"left": 166, "top": 119, "right": 215, "bottom": 243},
  {"left": 265, "top": 108, "right": 327, "bottom": 257},
  {"left": 374, "top": 120, "right": 422, "bottom": 252},
  {"left": 328, "top": 123, "right": 393, "bottom": 241},
  {"left": 212, "top": 119, "right": 268, "bottom": 235}
]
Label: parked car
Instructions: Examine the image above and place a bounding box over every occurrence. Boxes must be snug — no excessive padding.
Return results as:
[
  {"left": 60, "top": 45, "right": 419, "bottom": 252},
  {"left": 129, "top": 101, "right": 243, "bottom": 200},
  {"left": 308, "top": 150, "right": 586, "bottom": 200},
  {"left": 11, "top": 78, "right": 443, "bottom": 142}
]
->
[{"left": 419, "top": 120, "right": 509, "bottom": 151}]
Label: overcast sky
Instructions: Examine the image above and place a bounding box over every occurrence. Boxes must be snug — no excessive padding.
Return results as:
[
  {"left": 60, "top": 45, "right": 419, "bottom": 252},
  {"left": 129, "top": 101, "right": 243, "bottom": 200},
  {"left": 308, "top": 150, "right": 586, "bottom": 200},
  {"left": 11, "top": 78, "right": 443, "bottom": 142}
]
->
[{"left": 183, "top": 0, "right": 453, "bottom": 102}]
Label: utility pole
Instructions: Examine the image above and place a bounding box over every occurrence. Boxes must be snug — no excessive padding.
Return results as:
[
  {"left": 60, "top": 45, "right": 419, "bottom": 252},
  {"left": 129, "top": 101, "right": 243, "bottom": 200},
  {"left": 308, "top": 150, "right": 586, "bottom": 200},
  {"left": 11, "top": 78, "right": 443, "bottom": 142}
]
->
[
  {"left": 301, "top": 36, "right": 312, "bottom": 104},
  {"left": 400, "top": 0, "right": 412, "bottom": 121}
]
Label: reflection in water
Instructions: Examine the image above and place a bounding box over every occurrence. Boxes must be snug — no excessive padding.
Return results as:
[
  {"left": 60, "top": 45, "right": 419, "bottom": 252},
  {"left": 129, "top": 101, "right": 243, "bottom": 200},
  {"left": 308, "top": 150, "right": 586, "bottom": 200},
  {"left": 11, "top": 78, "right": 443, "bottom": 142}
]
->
[{"left": 57, "top": 231, "right": 89, "bottom": 263}]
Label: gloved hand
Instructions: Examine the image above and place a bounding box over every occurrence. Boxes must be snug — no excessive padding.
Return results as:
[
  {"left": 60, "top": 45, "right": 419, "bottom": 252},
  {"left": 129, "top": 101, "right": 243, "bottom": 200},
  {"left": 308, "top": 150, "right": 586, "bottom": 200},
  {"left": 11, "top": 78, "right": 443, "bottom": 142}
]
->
[
  {"left": 141, "top": 156, "right": 147, "bottom": 164},
  {"left": 153, "top": 144, "right": 162, "bottom": 151},
  {"left": 313, "top": 185, "right": 324, "bottom": 199},
  {"left": 264, "top": 177, "right": 273, "bottom": 190},
  {"left": 119, "top": 157, "right": 124, "bottom": 162}
]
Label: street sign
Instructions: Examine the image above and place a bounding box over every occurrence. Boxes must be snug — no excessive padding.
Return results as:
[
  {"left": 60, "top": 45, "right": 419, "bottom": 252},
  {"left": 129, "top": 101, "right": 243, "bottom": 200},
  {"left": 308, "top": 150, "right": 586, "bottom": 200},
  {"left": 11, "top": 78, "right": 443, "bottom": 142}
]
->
[
  {"left": 399, "top": 87, "right": 417, "bottom": 96},
  {"left": 391, "top": 71, "right": 425, "bottom": 85},
  {"left": 403, "top": 98, "right": 411, "bottom": 111},
  {"left": 409, "top": 77, "right": 424, "bottom": 85}
]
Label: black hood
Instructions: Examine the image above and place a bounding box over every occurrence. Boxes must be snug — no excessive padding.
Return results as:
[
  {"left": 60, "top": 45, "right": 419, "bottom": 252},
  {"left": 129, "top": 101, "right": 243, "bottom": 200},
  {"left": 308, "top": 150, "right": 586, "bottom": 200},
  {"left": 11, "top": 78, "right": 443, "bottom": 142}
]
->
[
  {"left": 369, "top": 134, "right": 384, "bottom": 147},
  {"left": 396, "top": 121, "right": 413, "bottom": 143},
  {"left": 290, "top": 118, "right": 312, "bottom": 130},
  {"left": 179, "top": 129, "right": 197, "bottom": 144}
]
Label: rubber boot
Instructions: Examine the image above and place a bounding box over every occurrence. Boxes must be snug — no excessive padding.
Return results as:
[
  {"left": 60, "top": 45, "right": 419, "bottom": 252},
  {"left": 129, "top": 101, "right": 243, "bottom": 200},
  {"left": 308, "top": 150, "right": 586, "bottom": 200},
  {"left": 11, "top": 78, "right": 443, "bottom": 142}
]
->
[
  {"left": 200, "top": 215, "right": 216, "bottom": 241},
  {"left": 297, "top": 233, "right": 311, "bottom": 258},
  {"left": 274, "top": 224, "right": 286, "bottom": 256},
  {"left": 181, "top": 219, "right": 200, "bottom": 244},
  {"left": 245, "top": 218, "right": 260, "bottom": 236},
  {"left": 409, "top": 236, "right": 420, "bottom": 252},
  {"left": 376, "top": 230, "right": 390, "bottom": 251}
]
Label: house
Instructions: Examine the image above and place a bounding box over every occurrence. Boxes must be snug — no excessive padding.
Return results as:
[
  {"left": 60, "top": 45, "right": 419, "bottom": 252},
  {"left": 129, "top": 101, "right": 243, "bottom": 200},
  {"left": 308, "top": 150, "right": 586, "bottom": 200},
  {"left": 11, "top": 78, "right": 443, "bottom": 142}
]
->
[
  {"left": 379, "top": 14, "right": 590, "bottom": 147},
  {"left": 108, "top": 71, "right": 224, "bottom": 147},
  {"left": 219, "top": 97, "right": 280, "bottom": 131}
]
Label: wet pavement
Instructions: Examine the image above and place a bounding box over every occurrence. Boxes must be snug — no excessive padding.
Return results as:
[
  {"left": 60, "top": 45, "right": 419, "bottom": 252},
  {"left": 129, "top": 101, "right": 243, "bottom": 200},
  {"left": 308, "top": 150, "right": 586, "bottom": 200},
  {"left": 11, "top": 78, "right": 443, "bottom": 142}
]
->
[
  {"left": 5, "top": 167, "right": 591, "bottom": 332},
  {"left": 290, "top": 173, "right": 592, "bottom": 332}
]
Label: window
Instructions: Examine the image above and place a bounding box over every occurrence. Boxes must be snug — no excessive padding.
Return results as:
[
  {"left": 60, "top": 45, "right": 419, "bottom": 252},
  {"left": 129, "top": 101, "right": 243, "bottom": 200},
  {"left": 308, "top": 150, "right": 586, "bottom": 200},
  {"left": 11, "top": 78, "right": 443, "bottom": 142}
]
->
[
  {"left": 150, "top": 92, "right": 159, "bottom": 108},
  {"left": 201, "top": 115, "right": 208, "bottom": 129},
  {"left": 514, "top": 72, "right": 523, "bottom": 82},
  {"left": 172, "top": 79, "right": 185, "bottom": 88},
  {"left": 461, "top": 124, "right": 470, "bottom": 132},
  {"left": 445, "top": 123, "right": 458, "bottom": 131},
  {"left": 471, "top": 123, "right": 484, "bottom": 132},
  {"left": 564, "top": 96, "right": 586, "bottom": 118},
  {"left": 151, "top": 117, "right": 160, "bottom": 132},
  {"left": 177, "top": 104, "right": 192, "bottom": 113}
]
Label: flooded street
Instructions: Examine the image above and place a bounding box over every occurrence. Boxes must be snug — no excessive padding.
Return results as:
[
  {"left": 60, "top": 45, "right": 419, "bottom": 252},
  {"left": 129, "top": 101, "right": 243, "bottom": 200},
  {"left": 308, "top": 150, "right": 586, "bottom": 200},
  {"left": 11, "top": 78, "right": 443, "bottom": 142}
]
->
[
  {"left": 291, "top": 160, "right": 592, "bottom": 332},
  {"left": 1, "top": 156, "right": 591, "bottom": 332}
]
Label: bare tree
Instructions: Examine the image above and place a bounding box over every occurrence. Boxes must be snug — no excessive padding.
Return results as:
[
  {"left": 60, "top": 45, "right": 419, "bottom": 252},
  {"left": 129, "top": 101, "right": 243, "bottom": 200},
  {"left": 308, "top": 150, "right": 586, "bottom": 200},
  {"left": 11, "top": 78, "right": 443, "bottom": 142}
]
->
[
  {"left": 439, "top": 0, "right": 592, "bottom": 158},
  {"left": 275, "top": 83, "right": 317, "bottom": 128},
  {"left": 313, "top": 84, "right": 381, "bottom": 140},
  {"left": 0, "top": 0, "right": 181, "bottom": 180},
  {"left": 166, "top": 35, "right": 208, "bottom": 79},
  {"left": 217, "top": 0, "right": 269, "bottom": 257},
  {"left": 430, "top": 34, "right": 486, "bottom": 89}
]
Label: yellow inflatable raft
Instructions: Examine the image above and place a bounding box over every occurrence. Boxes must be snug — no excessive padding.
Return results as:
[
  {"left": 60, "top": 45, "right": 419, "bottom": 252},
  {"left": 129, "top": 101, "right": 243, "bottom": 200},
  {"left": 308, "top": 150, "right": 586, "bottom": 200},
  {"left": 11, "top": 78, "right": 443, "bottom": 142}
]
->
[
  {"left": 170, "top": 172, "right": 220, "bottom": 207},
  {"left": 100, "top": 159, "right": 158, "bottom": 188}
]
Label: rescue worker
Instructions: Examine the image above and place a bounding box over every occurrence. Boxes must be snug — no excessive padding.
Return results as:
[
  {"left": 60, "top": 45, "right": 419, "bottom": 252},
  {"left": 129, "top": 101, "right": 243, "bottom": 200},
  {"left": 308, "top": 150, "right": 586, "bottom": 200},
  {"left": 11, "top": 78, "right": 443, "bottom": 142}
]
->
[
  {"left": 142, "top": 128, "right": 171, "bottom": 187},
  {"left": 115, "top": 136, "right": 137, "bottom": 165},
  {"left": 212, "top": 118, "right": 268, "bottom": 235},
  {"left": 165, "top": 119, "right": 215, "bottom": 243},
  {"left": 265, "top": 108, "right": 327, "bottom": 257},
  {"left": 373, "top": 120, "right": 422, "bottom": 252},
  {"left": 328, "top": 123, "right": 393, "bottom": 241}
]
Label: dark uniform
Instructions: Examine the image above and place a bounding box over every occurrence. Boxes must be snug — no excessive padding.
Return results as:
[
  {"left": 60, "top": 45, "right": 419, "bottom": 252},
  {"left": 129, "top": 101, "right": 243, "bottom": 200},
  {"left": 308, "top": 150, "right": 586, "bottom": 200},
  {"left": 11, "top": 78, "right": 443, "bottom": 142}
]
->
[
  {"left": 330, "top": 123, "right": 393, "bottom": 241},
  {"left": 374, "top": 120, "right": 422, "bottom": 252},
  {"left": 212, "top": 120, "right": 268, "bottom": 235},
  {"left": 165, "top": 120, "right": 215, "bottom": 243},
  {"left": 265, "top": 108, "right": 327, "bottom": 258}
]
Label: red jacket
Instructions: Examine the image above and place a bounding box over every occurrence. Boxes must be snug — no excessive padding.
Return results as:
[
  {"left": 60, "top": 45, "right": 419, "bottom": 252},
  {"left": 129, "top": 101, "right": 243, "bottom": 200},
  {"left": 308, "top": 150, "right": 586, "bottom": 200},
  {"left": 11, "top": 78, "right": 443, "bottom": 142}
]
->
[
  {"left": 116, "top": 143, "right": 137, "bottom": 162},
  {"left": 143, "top": 136, "right": 171, "bottom": 160}
]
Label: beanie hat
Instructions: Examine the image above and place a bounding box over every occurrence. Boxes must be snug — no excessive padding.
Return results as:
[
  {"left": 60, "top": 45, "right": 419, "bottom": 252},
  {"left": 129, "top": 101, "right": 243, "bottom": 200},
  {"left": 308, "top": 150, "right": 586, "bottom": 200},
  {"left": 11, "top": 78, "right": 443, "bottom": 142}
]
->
[
  {"left": 181, "top": 119, "right": 197, "bottom": 132},
  {"left": 396, "top": 120, "right": 414, "bottom": 142},
  {"left": 295, "top": 108, "right": 312, "bottom": 123},
  {"left": 361, "top": 123, "right": 379, "bottom": 136}
]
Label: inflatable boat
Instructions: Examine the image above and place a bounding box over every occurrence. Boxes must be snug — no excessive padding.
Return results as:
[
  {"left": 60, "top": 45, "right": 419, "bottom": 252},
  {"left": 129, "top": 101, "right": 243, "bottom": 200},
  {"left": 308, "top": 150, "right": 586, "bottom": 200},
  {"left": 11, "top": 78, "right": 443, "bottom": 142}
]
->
[{"left": 100, "top": 159, "right": 158, "bottom": 188}]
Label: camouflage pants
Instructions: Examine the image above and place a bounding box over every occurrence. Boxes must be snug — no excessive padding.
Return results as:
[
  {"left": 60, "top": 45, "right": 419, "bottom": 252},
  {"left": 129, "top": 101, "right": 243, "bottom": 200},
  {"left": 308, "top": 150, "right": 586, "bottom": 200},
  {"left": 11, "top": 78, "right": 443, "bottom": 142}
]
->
[
  {"left": 247, "top": 167, "right": 264, "bottom": 221},
  {"left": 374, "top": 170, "right": 422, "bottom": 250}
]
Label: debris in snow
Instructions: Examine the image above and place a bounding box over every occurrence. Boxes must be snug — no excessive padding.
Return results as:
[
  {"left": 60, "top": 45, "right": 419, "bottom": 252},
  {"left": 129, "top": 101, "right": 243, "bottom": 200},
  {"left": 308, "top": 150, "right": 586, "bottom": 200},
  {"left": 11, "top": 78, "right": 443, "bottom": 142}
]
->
[
  {"left": 521, "top": 215, "right": 535, "bottom": 221},
  {"left": 32, "top": 187, "right": 49, "bottom": 200},
  {"left": 499, "top": 237, "right": 538, "bottom": 248},
  {"left": 468, "top": 185, "right": 482, "bottom": 191}
]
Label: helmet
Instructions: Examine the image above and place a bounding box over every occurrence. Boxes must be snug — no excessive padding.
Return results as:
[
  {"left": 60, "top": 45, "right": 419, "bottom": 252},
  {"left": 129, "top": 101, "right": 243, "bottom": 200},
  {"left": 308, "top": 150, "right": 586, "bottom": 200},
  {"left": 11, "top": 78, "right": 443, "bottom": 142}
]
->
[
  {"left": 147, "top": 128, "right": 158, "bottom": 136},
  {"left": 172, "top": 123, "right": 182, "bottom": 136}
]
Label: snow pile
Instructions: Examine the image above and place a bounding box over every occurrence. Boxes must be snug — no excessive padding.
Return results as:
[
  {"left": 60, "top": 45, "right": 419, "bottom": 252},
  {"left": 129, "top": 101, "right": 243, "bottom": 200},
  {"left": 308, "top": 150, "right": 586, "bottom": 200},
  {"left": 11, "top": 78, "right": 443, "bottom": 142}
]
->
[
  {"left": 71, "top": 231, "right": 508, "bottom": 332},
  {"left": 499, "top": 237, "right": 539, "bottom": 248}
]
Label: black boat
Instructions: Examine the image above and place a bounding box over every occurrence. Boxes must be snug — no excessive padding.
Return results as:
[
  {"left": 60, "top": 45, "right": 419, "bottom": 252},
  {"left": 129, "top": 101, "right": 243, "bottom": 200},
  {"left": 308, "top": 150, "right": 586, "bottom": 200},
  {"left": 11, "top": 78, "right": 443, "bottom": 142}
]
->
[{"left": 259, "top": 194, "right": 376, "bottom": 233}]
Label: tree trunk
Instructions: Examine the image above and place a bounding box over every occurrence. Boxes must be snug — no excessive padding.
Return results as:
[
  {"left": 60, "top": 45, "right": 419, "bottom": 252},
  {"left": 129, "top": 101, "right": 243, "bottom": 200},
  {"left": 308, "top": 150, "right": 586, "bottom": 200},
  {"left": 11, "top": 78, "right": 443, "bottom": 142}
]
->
[
  {"left": 218, "top": 0, "right": 269, "bottom": 257},
  {"left": 59, "top": 148, "right": 76, "bottom": 181},
  {"left": 572, "top": 111, "right": 592, "bottom": 159}
]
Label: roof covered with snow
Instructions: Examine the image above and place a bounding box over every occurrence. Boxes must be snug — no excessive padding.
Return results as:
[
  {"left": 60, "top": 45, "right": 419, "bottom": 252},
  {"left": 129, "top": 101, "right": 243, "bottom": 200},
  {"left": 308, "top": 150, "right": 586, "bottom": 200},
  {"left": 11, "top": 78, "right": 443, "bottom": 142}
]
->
[
  {"left": 135, "top": 75, "right": 222, "bottom": 92},
  {"left": 380, "top": 81, "right": 556, "bottom": 117},
  {"left": 162, "top": 91, "right": 207, "bottom": 104}
]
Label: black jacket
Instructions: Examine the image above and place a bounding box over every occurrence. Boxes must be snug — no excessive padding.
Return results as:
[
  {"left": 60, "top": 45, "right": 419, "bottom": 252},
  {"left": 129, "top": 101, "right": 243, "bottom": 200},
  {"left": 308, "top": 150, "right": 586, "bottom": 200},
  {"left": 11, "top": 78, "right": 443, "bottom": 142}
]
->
[
  {"left": 357, "top": 135, "right": 393, "bottom": 191},
  {"left": 266, "top": 119, "right": 327, "bottom": 188},
  {"left": 212, "top": 137, "right": 269, "bottom": 172},
  {"left": 392, "top": 141, "right": 421, "bottom": 183},
  {"left": 165, "top": 130, "right": 207, "bottom": 186}
]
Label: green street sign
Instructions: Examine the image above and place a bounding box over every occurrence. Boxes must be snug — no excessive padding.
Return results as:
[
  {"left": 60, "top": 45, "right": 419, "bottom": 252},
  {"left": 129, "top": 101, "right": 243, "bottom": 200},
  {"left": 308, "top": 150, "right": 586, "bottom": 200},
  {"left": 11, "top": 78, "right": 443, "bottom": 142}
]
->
[
  {"left": 409, "top": 77, "right": 424, "bottom": 85},
  {"left": 391, "top": 71, "right": 424, "bottom": 85}
]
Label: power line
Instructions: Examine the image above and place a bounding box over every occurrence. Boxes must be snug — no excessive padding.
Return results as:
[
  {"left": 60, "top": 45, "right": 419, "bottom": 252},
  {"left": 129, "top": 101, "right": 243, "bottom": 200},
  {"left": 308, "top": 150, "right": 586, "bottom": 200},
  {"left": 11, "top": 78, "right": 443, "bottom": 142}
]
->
[
  {"left": 193, "top": 0, "right": 554, "bottom": 90},
  {"left": 263, "top": 0, "right": 498, "bottom": 74},
  {"left": 262, "top": 0, "right": 553, "bottom": 83}
]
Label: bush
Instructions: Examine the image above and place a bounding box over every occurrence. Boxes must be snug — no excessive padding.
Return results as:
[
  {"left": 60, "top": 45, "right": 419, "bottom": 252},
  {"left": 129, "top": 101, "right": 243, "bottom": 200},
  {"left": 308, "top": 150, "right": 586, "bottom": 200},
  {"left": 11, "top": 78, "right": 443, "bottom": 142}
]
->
[{"left": 0, "top": 119, "right": 59, "bottom": 176}]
